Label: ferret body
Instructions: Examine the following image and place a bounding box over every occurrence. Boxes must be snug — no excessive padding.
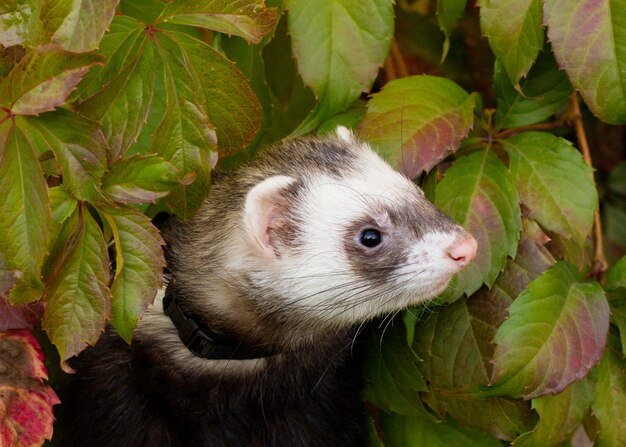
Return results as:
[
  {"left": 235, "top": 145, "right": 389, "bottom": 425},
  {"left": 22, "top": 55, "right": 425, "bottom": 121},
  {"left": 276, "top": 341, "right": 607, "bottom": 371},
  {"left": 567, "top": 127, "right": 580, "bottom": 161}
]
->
[{"left": 56, "top": 128, "right": 476, "bottom": 446}]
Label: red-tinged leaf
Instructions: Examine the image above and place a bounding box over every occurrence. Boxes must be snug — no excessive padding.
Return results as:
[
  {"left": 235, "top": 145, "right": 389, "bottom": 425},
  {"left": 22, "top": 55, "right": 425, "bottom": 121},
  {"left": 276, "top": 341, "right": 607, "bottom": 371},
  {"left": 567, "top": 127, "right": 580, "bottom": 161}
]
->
[
  {"left": 289, "top": 0, "right": 394, "bottom": 135},
  {"left": 435, "top": 149, "right": 521, "bottom": 299},
  {"left": 514, "top": 379, "right": 593, "bottom": 447},
  {"left": 101, "top": 155, "right": 180, "bottom": 204},
  {"left": 0, "top": 45, "right": 100, "bottom": 115},
  {"left": 78, "top": 35, "right": 154, "bottom": 160},
  {"left": 592, "top": 329, "right": 626, "bottom": 446},
  {"left": 488, "top": 262, "right": 609, "bottom": 399},
  {"left": 544, "top": 0, "right": 626, "bottom": 124},
  {"left": 159, "top": 0, "right": 278, "bottom": 44},
  {"left": 0, "top": 125, "right": 51, "bottom": 300},
  {"left": 41, "top": 0, "right": 119, "bottom": 52},
  {"left": 42, "top": 209, "right": 111, "bottom": 364},
  {"left": 0, "top": 284, "right": 43, "bottom": 330},
  {"left": 156, "top": 29, "right": 260, "bottom": 156},
  {"left": 358, "top": 76, "right": 476, "bottom": 178},
  {"left": 23, "top": 110, "right": 107, "bottom": 202},
  {"left": 479, "top": 0, "right": 543, "bottom": 85},
  {"left": 502, "top": 132, "right": 597, "bottom": 246},
  {"left": 0, "top": 330, "right": 59, "bottom": 446},
  {"left": 100, "top": 207, "right": 165, "bottom": 343}
]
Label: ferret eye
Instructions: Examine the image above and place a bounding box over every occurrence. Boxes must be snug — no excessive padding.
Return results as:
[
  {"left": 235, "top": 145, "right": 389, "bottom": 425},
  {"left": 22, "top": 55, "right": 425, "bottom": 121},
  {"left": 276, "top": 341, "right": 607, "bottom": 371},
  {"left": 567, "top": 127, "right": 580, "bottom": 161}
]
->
[{"left": 360, "top": 229, "right": 382, "bottom": 248}]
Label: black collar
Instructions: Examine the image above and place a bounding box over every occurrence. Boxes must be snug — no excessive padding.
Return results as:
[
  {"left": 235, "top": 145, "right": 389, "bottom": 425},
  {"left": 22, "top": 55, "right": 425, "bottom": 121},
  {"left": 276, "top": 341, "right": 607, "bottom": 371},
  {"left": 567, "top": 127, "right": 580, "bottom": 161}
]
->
[{"left": 162, "top": 294, "right": 278, "bottom": 360}]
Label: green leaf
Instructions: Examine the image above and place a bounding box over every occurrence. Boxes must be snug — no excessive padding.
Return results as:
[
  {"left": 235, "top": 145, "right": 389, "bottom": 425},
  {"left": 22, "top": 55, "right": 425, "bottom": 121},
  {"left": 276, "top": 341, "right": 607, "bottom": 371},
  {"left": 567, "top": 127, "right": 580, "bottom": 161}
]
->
[
  {"left": 437, "top": 0, "right": 467, "bottom": 60},
  {"left": 488, "top": 262, "right": 609, "bottom": 399},
  {"left": 159, "top": 0, "right": 278, "bottom": 44},
  {"left": 0, "top": 45, "right": 100, "bottom": 115},
  {"left": 435, "top": 149, "right": 521, "bottom": 298},
  {"left": 23, "top": 110, "right": 107, "bottom": 201},
  {"left": 610, "top": 298, "right": 626, "bottom": 358},
  {"left": 514, "top": 379, "right": 593, "bottom": 447},
  {"left": 0, "top": 124, "right": 51, "bottom": 295},
  {"left": 380, "top": 412, "right": 502, "bottom": 447},
  {"left": 289, "top": 0, "right": 394, "bottom": 135},
  {"left": 77, "top": 33, "right": 154, "bottom": 160},
  {"left": 592, "top": 329, "right": 626, "bottom": 447},
  {"left": 157, "top": 29, "right": 261, "bottom": 156},
  {"left": 606, "top": 256, "right": 626, "bottom": 291},
  {"left": 40, "top": 0, "right": 118, "bottom": 52},
  {"left": 317, "top": 100, "right": 366, "bottom": 134},
  {"left": 494, "top": 48, "right": 572, "bottom": 130},
  {"left": 101, "top": 155, "right": 181, "bottom": 204},
  {"left": 544, "top": 0, "right": 626, "bottom": 124},
  {"left": 0, "top": 0, "right": 36, "bottom": 47},
  {"left": 362, "top": 324, "right": 430, "bottom": 417},
  {"left": 502, "top": 132, "right": 597, "bottom": 246},
  {"left": 119, "top": 0, "right": 166, "bottom": 23},
  {"left": 100, "top": 207, "right": 165, "bottom": 343},
  {"left": 479, "top": 0, "right": 543, "bottom": 85},
  {"left": 358, "top": 76, "right": 476, "bottom": 178},
  {"left": 49, "top": 186, "right": 78, "bottom": 229},
  {"left": 42, "top": 209, "right": 111, "bottom": 364}
]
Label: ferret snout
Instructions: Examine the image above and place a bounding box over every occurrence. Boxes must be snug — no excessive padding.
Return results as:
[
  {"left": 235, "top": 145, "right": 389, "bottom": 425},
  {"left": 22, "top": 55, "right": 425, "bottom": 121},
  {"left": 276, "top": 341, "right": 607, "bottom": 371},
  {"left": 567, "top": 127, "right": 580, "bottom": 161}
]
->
[{"left": 446, "top": 235, "right": 478, "bottom": 269}]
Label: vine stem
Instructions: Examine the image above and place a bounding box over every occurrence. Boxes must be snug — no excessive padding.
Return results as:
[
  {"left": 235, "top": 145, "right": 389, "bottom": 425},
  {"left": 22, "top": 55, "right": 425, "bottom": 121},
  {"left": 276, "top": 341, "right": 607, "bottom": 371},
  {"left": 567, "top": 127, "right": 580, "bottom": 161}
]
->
[
  {"left": 494, "top": 120, "right": 566, "bottom": 139},
  {"left": 568, "top": 93, "right": 608, "bottom": 281}
]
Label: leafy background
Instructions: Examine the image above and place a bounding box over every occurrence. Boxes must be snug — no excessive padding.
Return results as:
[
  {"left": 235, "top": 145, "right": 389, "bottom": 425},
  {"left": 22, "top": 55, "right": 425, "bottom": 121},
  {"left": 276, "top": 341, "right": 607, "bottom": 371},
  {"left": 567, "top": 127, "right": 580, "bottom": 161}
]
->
[{"left": 0, "top": 0, "right": 625, "bottom": 445}]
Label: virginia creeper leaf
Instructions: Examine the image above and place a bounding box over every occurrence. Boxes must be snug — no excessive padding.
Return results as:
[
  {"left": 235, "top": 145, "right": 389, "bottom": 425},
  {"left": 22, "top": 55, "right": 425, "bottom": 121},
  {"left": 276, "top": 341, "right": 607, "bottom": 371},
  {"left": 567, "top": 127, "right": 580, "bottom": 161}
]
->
[
  {"left": 78, "top": 33, "right": 154, "bottom": 160},
  {"left": 100, "top": 207, "right": 165, "bottom": 343},
  {"left": 358, "top": 76, "right": 476, "bottom": 178},
  {"left": 502, "top": 132, "right": 597, "bottom": 246},
  {"left": 514, "top": 379, "right": 593, "bottom": 447},
  {"left": 159, "top": 0, "right": 278, "bottom": 44},
  {"left": 42, "top": 209, "right": 111, "bottom": 364},
  {"left": 606, "top": 256, "right": 626, "bottom": 291},
  {"left": 592, "top": 329, "right": 626, "bottom": 447},
  {"left": 544, "top": 0, "right": 626, "bottom": 124},
  {"left": 0, "top": 0, "right": 35, "bottom": 47},
  {"left": 435, "top": 149, "right": 521, "bottom": 298},
  {"left": 0, "top": 330, "right": 59, "bottom": 447},
  {"left": 49, "top": 186, "right": 78, "bottom": 229},
  {"left": 24, "top": 110, "right": 107, "bottom": 201},
  {"left": 437, "top": 0, "right": 467, "bottom": 60},
  {"left": 157, "top": 30, "right": 261, "bottom": 156},
  {"left": 0, "top": 125, "right": 50, "bottom": 300},
  {"left": 494, "top": 49, "right": 572, "bottom": 130},
  {"left": 41, "top": 0, "right": 118, "bottom": 52},
  {"left": 380, "top": 412, "right": 502, "bottom": 447},
  {"left": 479, "top": 0, "right": 543, "bottom": 85},
  {"left": 102, "top": 155, "right": 181, "bottom": 204},
  {"left": 0, "top": 45, "right": 100, "bottom": 115},
  {"left": 289, "top": 0, "right": 394, "bottom": 135},
  {"left": 489, "top": 262, "right": 609, "bottom": 399}
]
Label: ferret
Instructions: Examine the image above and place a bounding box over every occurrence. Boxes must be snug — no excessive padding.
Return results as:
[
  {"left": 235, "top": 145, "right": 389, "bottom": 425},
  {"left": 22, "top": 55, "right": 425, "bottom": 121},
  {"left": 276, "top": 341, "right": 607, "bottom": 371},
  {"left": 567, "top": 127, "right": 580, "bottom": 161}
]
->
[{"left": 55, "top": 127, "right": 477, "bottom": 447}]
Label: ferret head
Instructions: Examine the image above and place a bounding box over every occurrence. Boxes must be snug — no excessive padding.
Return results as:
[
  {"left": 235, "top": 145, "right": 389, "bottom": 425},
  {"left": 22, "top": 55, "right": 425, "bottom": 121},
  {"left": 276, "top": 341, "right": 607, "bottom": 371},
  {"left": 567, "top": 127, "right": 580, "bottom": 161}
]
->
[{"left": 232, "top": 127, "right": 477, "bottom": 330}]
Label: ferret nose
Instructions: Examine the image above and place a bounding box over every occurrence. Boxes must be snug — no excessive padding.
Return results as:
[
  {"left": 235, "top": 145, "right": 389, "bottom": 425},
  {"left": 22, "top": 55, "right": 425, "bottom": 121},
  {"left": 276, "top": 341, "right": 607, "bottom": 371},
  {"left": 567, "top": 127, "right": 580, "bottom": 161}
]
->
[{"left": 446, "top": 236, "right": 478, "bottom": 268}]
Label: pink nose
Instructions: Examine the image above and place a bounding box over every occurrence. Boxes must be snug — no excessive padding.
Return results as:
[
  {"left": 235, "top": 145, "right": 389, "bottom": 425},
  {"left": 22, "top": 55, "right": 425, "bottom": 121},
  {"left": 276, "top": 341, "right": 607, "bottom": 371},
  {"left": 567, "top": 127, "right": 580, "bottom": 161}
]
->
[{"left": 447, "top": 236, "right": 478, "bottom": 268}]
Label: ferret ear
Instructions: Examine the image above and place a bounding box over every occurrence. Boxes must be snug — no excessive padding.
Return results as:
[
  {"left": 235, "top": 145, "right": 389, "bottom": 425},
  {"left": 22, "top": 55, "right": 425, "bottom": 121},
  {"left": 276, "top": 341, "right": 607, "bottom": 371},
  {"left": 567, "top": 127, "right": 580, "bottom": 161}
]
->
[
  {"left": 335, "top": 125, "right": 355, "bottom": 143},
  {"left": 243, "top": 175, "right": 296, "bottom": 257}
]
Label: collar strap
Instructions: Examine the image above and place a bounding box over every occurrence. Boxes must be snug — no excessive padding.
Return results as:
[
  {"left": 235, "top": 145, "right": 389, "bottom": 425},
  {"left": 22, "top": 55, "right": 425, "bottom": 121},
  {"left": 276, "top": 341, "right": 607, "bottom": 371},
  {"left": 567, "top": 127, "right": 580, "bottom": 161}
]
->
[{"left": 162, "top": 294, "right": 277, "bottom": 360}]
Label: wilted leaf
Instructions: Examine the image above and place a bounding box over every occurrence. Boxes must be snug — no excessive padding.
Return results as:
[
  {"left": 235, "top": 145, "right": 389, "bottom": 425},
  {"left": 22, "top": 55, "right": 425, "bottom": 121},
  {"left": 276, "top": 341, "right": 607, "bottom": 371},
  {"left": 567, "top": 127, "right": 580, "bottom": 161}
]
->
[
  {"left": 78, "top": 34, "right": 154, "bottom": 160},
  {"left": 380, "top": 412, "right": 502, "bottom": 447},
  {"left": 494, "top": 49, "right": 572, "bottom": 130},
  {"left": 359, "top": 76, "right": 476, "bottom": 178},
  {"left": 479, "top": 0, "right": 543, "bottom": 85},
  {"left": 289, "top": 0, "right": 394, "bottom": 135},
  {"left": 606, "top": 256, "right": 626, "bottom": 291},
  {"left": 592, "top": 329, "right": 626, "bottom": 447},
  {"left": 514, "top": 379, "right": 593, "bottom": 447},
  {"left": 0, "top": 125, "right": 51, "bottom": 299},
  {"left": 0, "top": 330, "right": 59, "bottom": 446},
  {"left": 503, "top": 132, "right": 597, "bottom": 246},
  {"left": 489, "top": 262, "right": 609, "bottom": 399},
  {"left": 544, "top": 0, "right": 626, "bottom": 124},
  {"left": 0, "top": 45, "right": 100, "bottom": 115},
  {"left": 435, "top": 149, "right": 521, "bottom": 298},
  {"left": 159, "top": 0, "right": 278, "bottom": 44},
  {"left": 42, "top": 209, "right": 111, "bottom": 364},
  {"left": 24, "top": 110, "right": 107, "bottom": 201},
  {"left": 41, "top": 0, "right": 118, "bottom": 52},
  {"left": 100, "top": 207, "right": 165, "bottom": 343},
  {"left": 102, "top": 155, "right": 181, "bottom": 204},
  {"left": 363, "top": 324, "right": 430, "bottom": 417}
]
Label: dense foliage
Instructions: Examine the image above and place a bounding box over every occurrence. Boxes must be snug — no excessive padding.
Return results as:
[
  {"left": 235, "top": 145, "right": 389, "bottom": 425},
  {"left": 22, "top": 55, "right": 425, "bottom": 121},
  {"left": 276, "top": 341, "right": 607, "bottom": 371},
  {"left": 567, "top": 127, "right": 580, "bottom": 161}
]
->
[{"left": 0, "top": 0, "right": 625, "bottom": 445}]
